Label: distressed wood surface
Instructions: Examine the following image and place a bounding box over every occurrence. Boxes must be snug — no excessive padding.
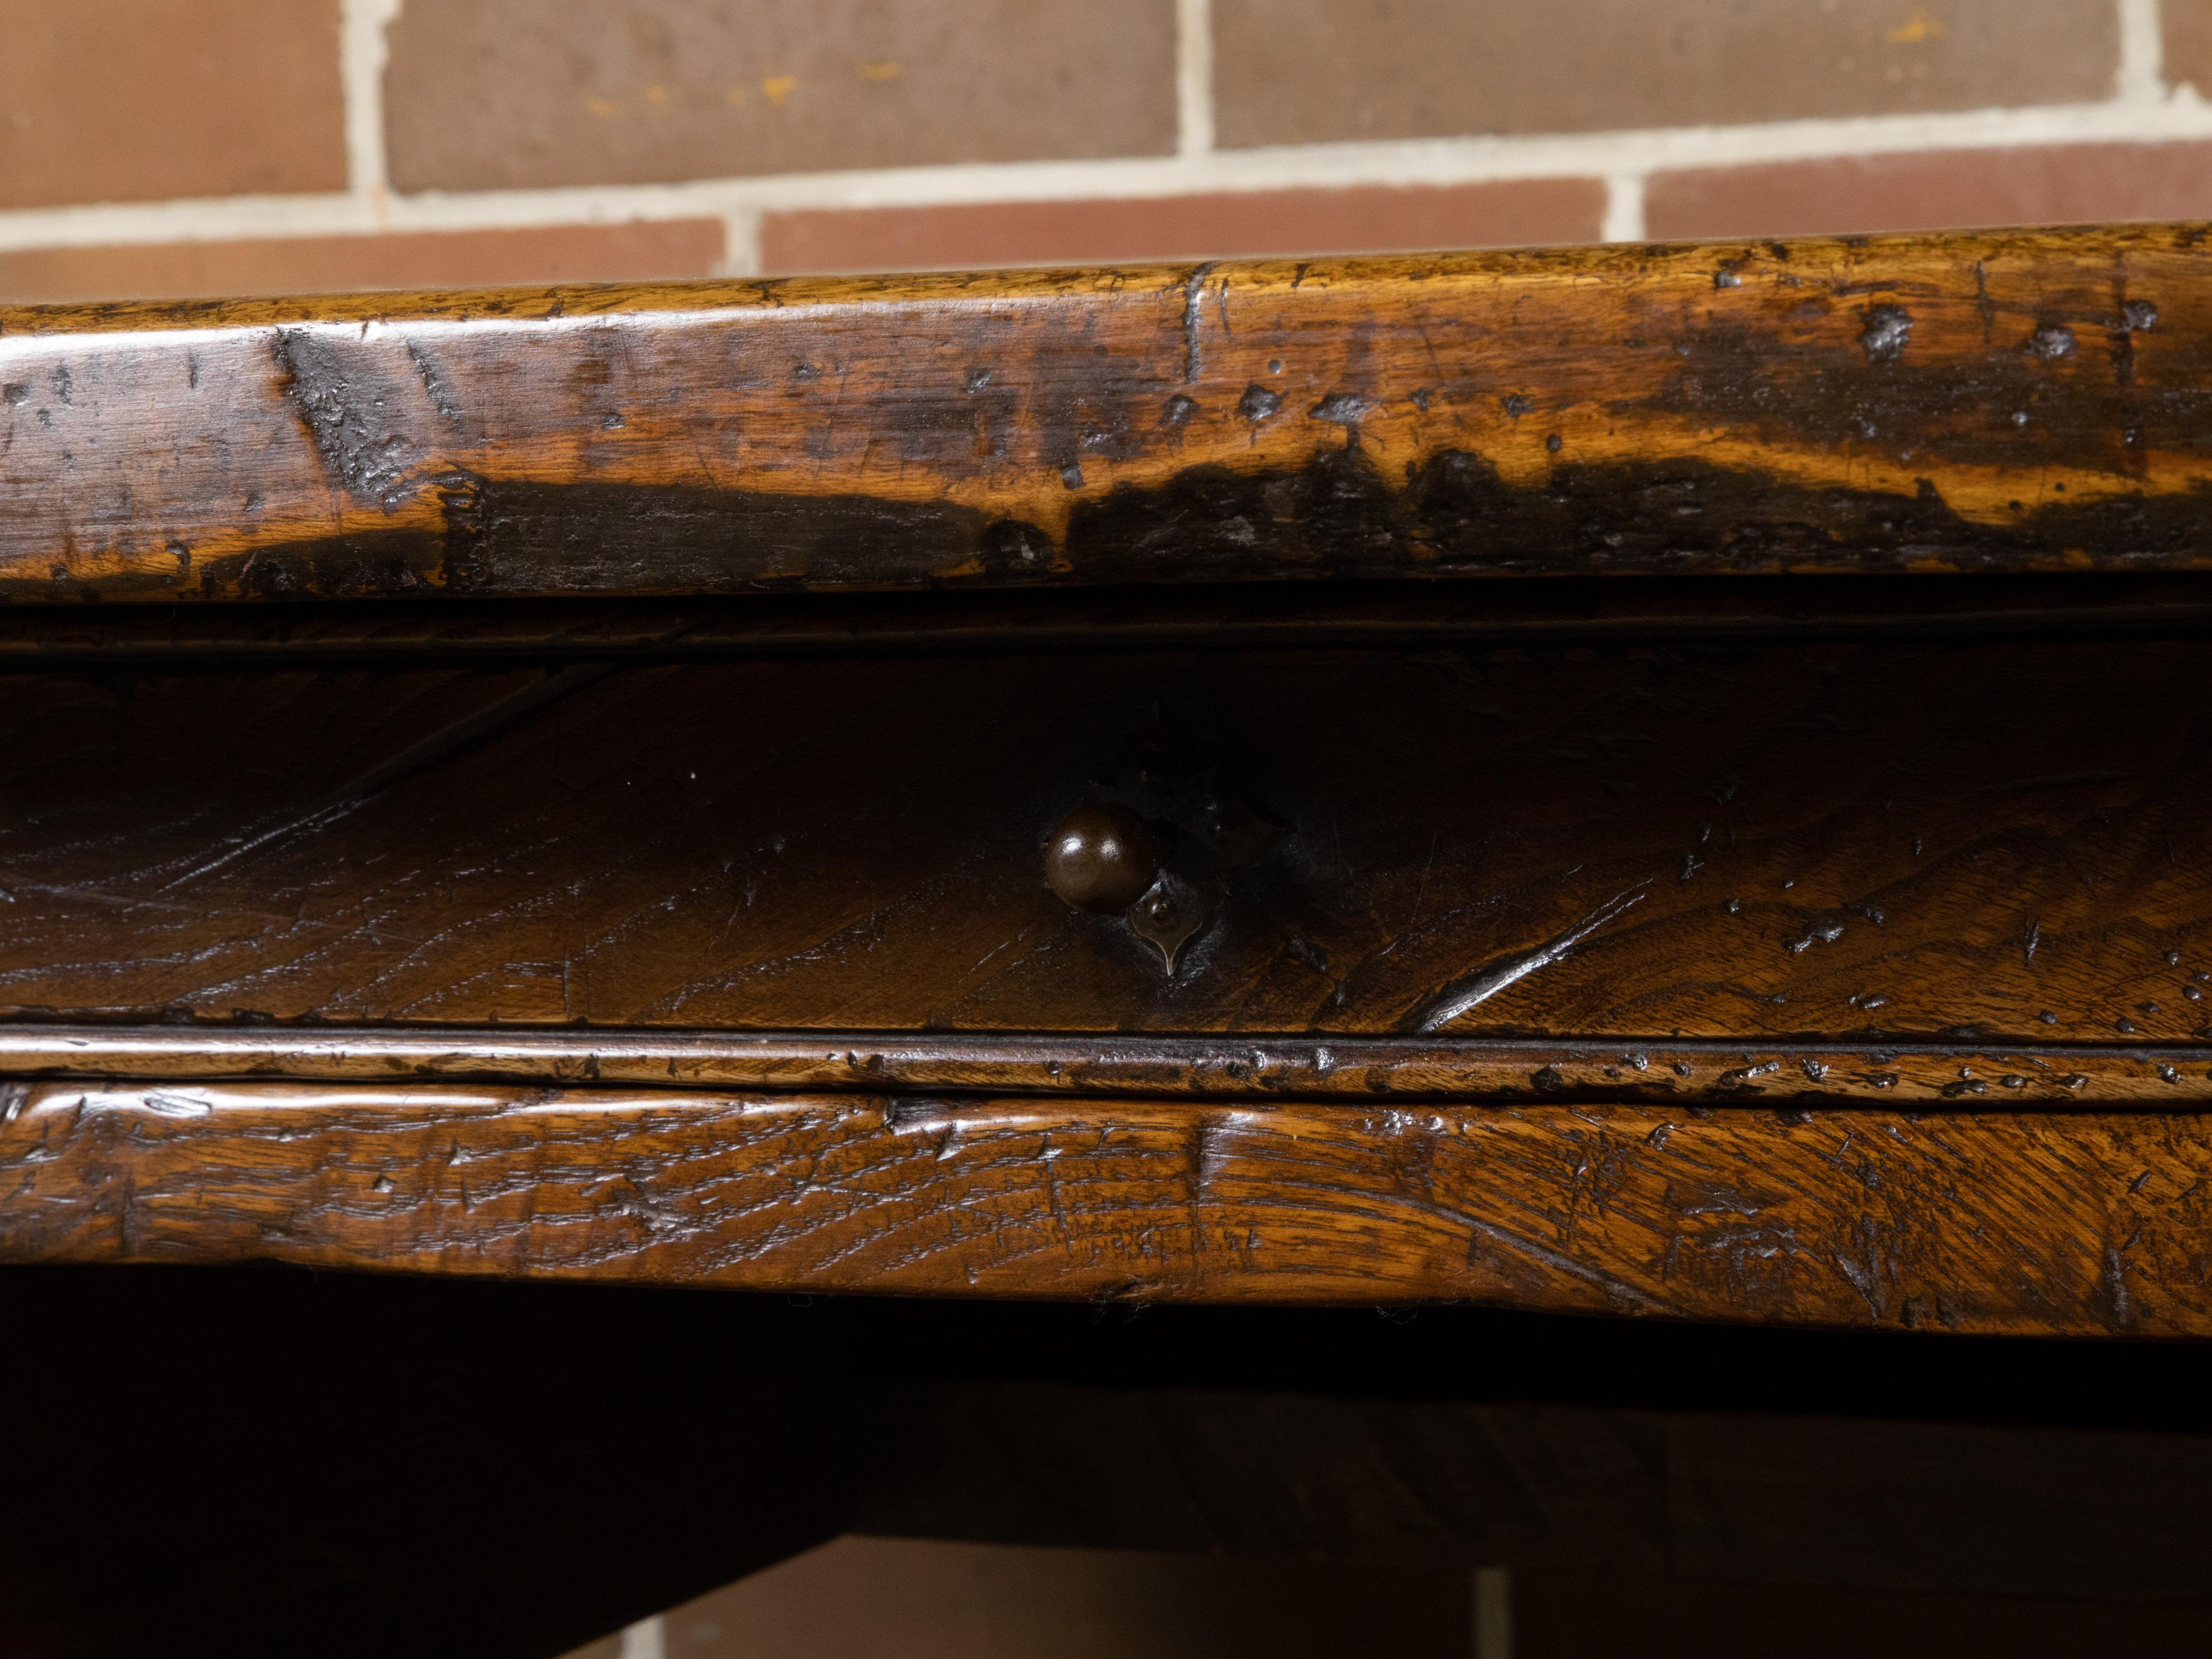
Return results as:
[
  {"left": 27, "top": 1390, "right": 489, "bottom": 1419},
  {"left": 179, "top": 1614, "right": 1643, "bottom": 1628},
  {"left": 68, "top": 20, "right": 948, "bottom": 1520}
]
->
[
  {"left": 7, "top": 222, "right": 2212, "bottom": 1347},
  {"left": 5, "top": 1081, "right": 2208, "bottom": 1333},
  {"left": 6, "top": 1025, "right": 2211, "bottom": 1106},
  {"left": 1, "top": 636, "right": 2209, "bottom": 1042},
  {"left": 4, "top": 224, "right": 2212, "bottom": 603}
]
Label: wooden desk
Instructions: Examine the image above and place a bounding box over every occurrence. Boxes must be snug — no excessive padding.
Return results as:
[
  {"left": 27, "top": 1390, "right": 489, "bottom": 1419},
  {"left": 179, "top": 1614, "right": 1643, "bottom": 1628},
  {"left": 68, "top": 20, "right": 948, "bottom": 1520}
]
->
[{"left": 6, "top": 223, "right": 2212, "bottom": 1654}]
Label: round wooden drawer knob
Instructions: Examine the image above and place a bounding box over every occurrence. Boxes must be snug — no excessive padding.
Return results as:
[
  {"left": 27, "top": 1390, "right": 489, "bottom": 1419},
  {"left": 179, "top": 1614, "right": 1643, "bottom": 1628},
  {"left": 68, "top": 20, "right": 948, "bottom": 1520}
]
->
[{"left": 1044, "top": 803, "right": 1159, "bottom": 914}]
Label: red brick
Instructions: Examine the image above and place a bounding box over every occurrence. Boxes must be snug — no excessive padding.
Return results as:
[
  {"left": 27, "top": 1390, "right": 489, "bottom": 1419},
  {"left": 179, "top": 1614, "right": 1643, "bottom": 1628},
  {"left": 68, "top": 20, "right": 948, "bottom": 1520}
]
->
[
  {"left": 0, "top": 221, "right": 727, "bottom": 305},
  {"left": 760, "top": 181, "right": 1606, "bottom": 275},
  {"left": 0, "top": 0, "right": 345, "bottom": 209},
  {"left": 1646, "top": 142, "right": 2212, "bottom": 241},
  {"left": 2167, "top": 0, "right": 2212, "bottom": 95},
  {"left": 1215, "top": 0, "right": 2115, "bottom": 148},
  {"left": 384, "top": 0, "right": 1176, "bottom": 192}
]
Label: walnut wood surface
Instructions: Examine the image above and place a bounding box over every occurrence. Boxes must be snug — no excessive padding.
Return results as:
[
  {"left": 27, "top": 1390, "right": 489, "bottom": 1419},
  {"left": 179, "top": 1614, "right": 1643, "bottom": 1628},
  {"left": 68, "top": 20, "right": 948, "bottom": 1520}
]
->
[
  {"left": 5, "top": 224, "right": 2211, "bottom": 602},
  {"left": 8, "top": 223, "right": 2212, "bottom": 1346},
  {"left": 2, "top": 636, "right": 2209, "bottom": 1043},
  {"left": 7, "top": 1025, "right": 2210, "bottom": 1106},
  {"left": 7, "top": 1081, "right": 2208, "bottom": 1334}
]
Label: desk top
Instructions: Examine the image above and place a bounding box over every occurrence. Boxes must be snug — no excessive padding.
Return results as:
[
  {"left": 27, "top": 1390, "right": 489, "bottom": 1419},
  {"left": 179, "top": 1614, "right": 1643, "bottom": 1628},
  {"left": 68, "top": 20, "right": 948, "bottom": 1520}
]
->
[{"left": 2, "top": 222, "right": 2206, "bottom": 602}]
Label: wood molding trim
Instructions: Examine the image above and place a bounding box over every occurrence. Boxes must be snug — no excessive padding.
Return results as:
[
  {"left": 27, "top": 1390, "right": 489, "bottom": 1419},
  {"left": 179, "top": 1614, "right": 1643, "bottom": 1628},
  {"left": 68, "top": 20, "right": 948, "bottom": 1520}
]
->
[
  {"left": 1, "top": 1025, "right": 2208, "bottom": 1105},
  {"left": 5, "top": 1079, "right": 2206, "bottom": 1334}
]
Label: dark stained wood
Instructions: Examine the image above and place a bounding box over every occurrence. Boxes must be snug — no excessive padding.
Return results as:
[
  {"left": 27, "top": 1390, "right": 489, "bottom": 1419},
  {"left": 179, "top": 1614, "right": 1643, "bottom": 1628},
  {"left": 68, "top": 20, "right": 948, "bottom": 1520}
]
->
[
  {"left": 0, "top": 575, "right": 2209, "bottom": 666},
  {"left": 6, "top": 1024, "right": 2211, "bottom": 1105},
  {"left": 854, "top": 1379, "right": 2212, "bottom": 1603},
  {"left": 8, "top": 228, "right": 2212, "bottom": 1355},
  {"left": 8, "top": 225, "right": 2212, "bottom": 603},
  {"left": 9, "top": 1080, "right": 2212, "bottom": 1334},
  {"left": 0, "top": 635, "right": 2208, "bottom": 1043},
  {"left": 18, "top": 228, "right": 2212, "bottom": 1656}
]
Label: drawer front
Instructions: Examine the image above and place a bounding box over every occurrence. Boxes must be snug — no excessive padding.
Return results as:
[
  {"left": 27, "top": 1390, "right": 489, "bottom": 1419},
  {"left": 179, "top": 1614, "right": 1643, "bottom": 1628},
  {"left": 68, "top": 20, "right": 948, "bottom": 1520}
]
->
[{"left": 0, "top": 633, "right": 2206, "bottom": 1045}]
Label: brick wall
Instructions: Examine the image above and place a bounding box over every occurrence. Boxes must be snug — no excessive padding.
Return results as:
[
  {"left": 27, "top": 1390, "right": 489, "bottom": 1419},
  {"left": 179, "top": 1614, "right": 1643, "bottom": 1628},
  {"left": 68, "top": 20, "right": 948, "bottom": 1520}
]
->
[{"left": 2, "top": 2, "right": 2210, "bottom": 300}]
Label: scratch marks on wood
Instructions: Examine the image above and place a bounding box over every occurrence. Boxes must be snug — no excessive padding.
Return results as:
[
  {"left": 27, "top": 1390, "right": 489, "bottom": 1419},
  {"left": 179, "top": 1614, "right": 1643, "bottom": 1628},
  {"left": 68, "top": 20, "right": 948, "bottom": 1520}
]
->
[
  {"left": 158, "top": 662, "right": 615, "bottom": 893},
  {"left": 12, "top": 226, "right": 2212, "bottom": 600},
  {"left": 1180, "top": 261, "right": 1218, "bottom": 384},
  {"left": 1411, "top": 883, "right": 1651, "bottom": 1033},
  {"left": 0, "top": 634, "right": 2209, "bottom": 1038},
  {"left": 1458, "top": 1206, "right": 1668, "bottom": 1315},
  {"left": 4, "top": 1083, "right": 2208, "bottom": 1335},
  {"left": 405, "top": 338, "right": 463, "bottom": 423}
]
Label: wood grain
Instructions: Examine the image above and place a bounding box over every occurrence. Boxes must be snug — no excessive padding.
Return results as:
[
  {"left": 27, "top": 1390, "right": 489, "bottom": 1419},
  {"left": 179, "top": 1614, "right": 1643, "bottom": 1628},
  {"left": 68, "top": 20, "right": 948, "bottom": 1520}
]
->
[
  {"left": 6, "top": 1024, "right": 2209, "bottom": 1106},
  {"left": 8, "top": 1081, "right": 2211, "bottom": 1334},
  {"left": 2, "top": 637, "right": 2210, "bottom": 1043},
  {"left": 6, "top": 224, "right": 2212, "bottom": 602}
]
